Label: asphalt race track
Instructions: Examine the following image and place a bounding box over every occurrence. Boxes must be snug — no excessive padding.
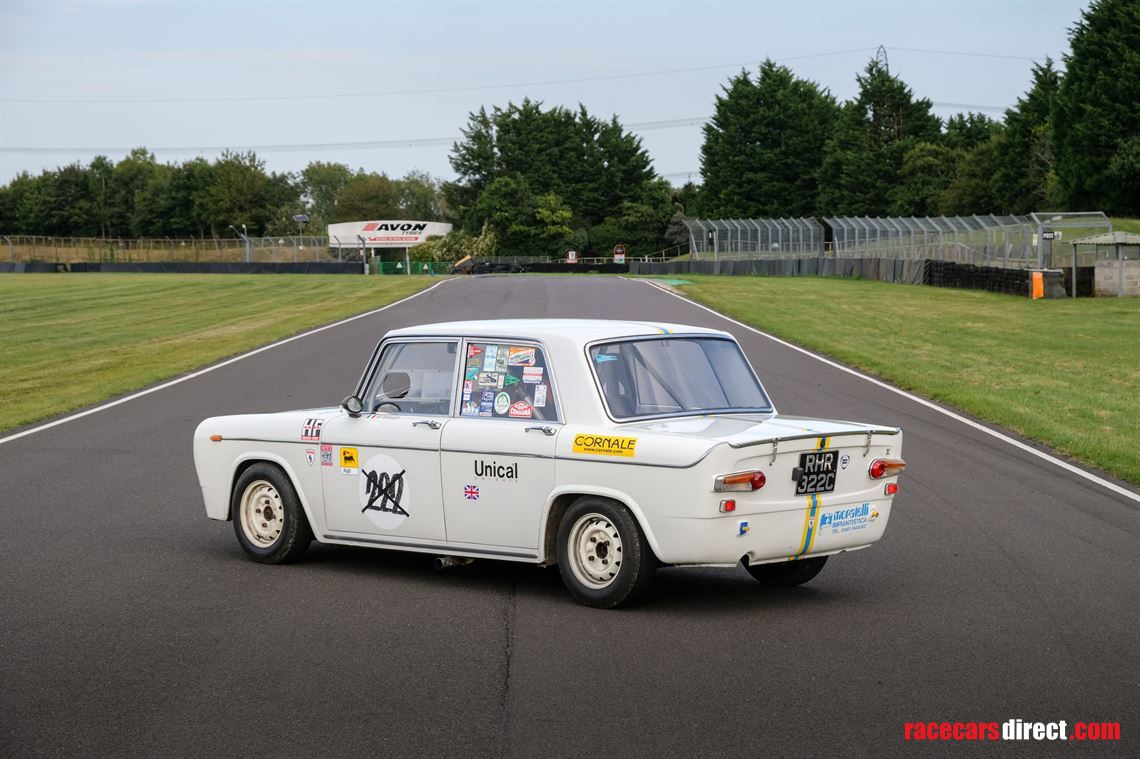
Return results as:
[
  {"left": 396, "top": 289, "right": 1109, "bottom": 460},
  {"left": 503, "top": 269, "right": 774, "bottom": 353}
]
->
[{"left": 2, "top": 276, "right": 1137, "bottom": 758}]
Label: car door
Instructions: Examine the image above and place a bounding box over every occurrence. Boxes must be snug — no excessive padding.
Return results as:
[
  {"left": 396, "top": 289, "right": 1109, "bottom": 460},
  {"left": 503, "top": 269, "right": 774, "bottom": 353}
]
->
[
  {"left": 439, "top": 340, "right": 561, "bottom": 550},
  {"left": 320, "top": 339, "right": 460, "bottom": 543}
]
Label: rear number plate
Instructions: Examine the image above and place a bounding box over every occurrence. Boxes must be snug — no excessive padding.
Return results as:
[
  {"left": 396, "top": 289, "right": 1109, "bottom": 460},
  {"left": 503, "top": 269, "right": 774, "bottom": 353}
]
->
[{"left": 796, "top": 450, "right": 838, "bottom": 495}]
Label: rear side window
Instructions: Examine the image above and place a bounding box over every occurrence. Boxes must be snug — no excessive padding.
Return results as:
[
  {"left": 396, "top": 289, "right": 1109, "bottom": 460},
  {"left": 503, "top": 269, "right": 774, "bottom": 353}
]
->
[{"left": 459, "top": 342, "right": 559, "bottom": 421}]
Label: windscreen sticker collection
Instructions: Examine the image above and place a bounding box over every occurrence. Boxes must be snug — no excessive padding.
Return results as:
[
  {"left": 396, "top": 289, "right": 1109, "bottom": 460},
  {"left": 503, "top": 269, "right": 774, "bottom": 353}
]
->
[{"left": 461, "top": 343, "right": 553, "bottom": 419}]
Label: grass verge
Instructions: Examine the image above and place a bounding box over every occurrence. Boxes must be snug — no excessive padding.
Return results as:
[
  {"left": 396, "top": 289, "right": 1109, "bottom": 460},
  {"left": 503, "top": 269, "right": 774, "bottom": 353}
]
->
[
  {"left": 0, "top": 274, "right": 437, "bottom": 431},
  {"left": 672, "top": 275, "right": 1140, "bottom": 486}
]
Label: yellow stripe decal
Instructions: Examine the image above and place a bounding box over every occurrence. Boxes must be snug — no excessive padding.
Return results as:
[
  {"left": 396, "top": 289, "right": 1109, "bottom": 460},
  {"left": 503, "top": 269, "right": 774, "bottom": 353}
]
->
[
  {"left": 792, "top": 493, "right": 822, "bottom": 560},
  {"left": 806, "top": 494, "right": 823, "bottom": 555}
]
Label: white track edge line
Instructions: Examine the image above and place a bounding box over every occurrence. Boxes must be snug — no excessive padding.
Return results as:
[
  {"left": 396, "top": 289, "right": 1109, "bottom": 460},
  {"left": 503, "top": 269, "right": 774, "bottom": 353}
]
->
[
  {"left": 640, "top": 279, "right": 1140, "bottom": 504},
  {"left": 0, "top": 278, "right": 452, "bottom": 447}
]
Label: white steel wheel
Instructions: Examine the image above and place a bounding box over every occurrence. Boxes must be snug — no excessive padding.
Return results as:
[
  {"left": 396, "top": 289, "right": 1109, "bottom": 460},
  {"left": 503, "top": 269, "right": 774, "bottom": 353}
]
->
[
  {"left": 556, "top": 497, "right": 655, "bottom": 609},
  {"left": 230, "top": 462, "right": 313, "bottom": 564},
  {"left": 567, "top": 512, "right": 624, "bottom": 589},
  {"left": 239, "top": 480, "right": 285, "bottom": 548}
]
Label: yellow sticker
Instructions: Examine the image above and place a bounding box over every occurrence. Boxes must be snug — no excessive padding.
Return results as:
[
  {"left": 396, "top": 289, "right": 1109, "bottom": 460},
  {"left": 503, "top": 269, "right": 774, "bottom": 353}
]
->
[
  {"left": 572, "top": 434, "right": 638, "bottom": 458},
  {"left": 339, "top": 447, "right": 359, "bottom": 468}
]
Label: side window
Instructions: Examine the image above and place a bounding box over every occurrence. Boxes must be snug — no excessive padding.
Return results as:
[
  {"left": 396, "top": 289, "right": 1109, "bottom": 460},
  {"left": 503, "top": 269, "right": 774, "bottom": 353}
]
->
[
  {"left": 459, "top": 342, "right": 559, "bottom": 422},
  {"left": 365, "top": 341, "right": 457, "bottom": 415}
]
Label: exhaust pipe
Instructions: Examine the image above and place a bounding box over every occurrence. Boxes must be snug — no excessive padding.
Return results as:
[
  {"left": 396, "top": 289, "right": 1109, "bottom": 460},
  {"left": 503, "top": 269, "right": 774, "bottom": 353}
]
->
[{"left": 434, "top": 555, "right": 474, "bottom": 570}]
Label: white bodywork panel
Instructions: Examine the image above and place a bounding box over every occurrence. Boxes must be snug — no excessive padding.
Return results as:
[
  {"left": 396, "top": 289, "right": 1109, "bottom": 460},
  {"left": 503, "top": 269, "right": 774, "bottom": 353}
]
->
[{"left": 193, "top": 319, "right": 903, "bottom": 566}]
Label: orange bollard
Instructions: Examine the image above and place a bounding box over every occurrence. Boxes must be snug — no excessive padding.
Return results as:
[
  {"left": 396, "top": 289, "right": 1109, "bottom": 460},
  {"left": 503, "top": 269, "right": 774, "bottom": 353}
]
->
[{"left": 1031, "top": 271, "right": 1044, "bottom": 299}]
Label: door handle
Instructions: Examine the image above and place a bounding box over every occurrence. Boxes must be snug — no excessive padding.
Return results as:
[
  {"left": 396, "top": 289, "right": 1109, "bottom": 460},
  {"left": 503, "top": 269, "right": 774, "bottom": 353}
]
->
[
  {"left": 525, "top": 425, "right": 556, "bottom": 436},
  {"left": 412, "top": 419, "right": 441, "bottom": 430}
]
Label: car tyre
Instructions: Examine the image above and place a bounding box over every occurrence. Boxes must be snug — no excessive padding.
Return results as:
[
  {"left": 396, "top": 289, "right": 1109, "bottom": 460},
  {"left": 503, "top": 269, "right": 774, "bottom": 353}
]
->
[
  {"left": 231, "top": 463, "right": 313, "bottom": 564},
  {"left": 745, "top": 556, "right": 828, "bottom": 587},
  {"left": 557, "top": 497, "right": 655, "bottom": 609}
]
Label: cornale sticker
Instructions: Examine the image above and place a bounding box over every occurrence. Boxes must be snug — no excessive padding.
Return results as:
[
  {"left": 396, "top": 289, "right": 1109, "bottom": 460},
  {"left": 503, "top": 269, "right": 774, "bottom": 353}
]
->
[{"left": 572, "top": 434, "right": 637, "bottom": 458}]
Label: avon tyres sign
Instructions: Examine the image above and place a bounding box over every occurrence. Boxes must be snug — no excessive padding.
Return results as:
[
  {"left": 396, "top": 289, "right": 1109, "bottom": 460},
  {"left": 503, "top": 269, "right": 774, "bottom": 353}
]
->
[{"left": 327, "top": 220, "right": 453, "bottom": 248}]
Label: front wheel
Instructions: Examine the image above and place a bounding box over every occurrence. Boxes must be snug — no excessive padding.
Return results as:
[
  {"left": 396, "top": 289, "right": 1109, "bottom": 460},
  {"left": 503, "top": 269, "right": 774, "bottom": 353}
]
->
[
  {"left": 557, "top": 497, "right": 655, "bottom": 609},
  {"left": 745, "top": 555, "right": 828, "bottom": 587},
  {"left": 231, "top": 463, "right": 313, "bottom": 564}
]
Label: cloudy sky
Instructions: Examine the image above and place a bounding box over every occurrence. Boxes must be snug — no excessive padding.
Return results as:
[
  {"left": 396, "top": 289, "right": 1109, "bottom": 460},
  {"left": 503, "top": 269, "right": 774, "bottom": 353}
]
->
[{"left": 0, "top": 0, "right": 1089, "bottom": 185}]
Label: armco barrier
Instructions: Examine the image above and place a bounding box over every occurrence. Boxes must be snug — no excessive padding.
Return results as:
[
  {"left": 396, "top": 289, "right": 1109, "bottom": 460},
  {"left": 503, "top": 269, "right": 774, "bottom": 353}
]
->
[{"left": 628, "top": 257, "right": 926, "bottom": 285}]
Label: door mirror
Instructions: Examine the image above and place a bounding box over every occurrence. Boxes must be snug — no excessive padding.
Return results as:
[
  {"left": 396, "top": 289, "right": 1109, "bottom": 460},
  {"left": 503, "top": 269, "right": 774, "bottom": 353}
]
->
[{"left": 341, "top": 395, "right": 364, "bottom": 417}]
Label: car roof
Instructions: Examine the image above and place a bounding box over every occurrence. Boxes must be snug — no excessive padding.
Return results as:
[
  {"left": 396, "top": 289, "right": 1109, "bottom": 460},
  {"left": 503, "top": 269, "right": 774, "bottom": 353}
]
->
[{"left": 387, "top": 319, "right": 731, "bottom": 343}]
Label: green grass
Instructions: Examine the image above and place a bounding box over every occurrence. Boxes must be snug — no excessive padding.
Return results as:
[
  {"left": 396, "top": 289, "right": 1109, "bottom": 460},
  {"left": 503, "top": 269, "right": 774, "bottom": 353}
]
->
[
  {"left": 0, "top": 274, "right": 436, "bottom": 431},
  {"left": 1110, "top": 217, "right": 1140, "bottom": 235},
  {"left": 672, "top": 275, "right": 1140, "bottom": 486}
]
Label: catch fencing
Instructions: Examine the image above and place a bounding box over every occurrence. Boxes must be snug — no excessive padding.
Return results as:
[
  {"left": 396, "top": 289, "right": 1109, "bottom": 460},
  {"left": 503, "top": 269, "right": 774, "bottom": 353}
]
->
[
  {"left": 0, "top": 235, "right": 335, "bottom": 264},
  {"left": 684, "top": 212, "right": 1113, "bottom": 269}
]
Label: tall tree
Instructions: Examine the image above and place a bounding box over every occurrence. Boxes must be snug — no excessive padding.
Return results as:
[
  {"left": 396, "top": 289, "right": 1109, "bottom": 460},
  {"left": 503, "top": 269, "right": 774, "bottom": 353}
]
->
[
  {"left": 700, "top": 60, "right": 838, "bottom": 217},
  {"left": 447, "top": 99, "right": 660, "bottom": 248},
  {"left": 943, "top": 112, "right": 1002, "bottom": 152},
  {"left": 332, "top": 173, "right": 401, "bottom": 223},
  {"left": 818, "top": 60, "right": 941, "bottom": 216},
  {"left": 300, "top": 161, "right": 355, "bottom": 229},
  {"left": 1053, "top": 0, "right": 1140, "bottom": 214},
  {"left": 992, "top": 59, "right": 1062, "bottom": 214},
  {"left": 940, "top": 139, "right": 1003, "bottom": 215}
]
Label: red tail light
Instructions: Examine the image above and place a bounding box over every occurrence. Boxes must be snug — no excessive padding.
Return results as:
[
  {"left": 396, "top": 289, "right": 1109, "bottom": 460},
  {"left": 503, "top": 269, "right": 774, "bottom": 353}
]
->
[
  {"left": 885, "top": 482, "right": 898, "bottom": 496},
  {"left": 714, "top": 470, "right": 767, "bottom": 492},
  {"left": 869, "top": 458, "right": 906, "bottom": 479}
]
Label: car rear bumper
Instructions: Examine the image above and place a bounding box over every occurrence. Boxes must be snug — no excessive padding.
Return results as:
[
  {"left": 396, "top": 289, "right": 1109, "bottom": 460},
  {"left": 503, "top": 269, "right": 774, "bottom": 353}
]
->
[{"left": 652, "top": 497, "right": 894, "bottom": 566}]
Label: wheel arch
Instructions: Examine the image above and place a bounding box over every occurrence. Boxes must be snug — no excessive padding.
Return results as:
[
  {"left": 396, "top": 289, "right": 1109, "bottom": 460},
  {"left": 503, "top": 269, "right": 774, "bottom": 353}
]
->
[
  {"left": 538, "top": 486, "right": 663, "bottom": 565},
  {"left": 228, "top": 453, "right": 319, "bottom": 536}
]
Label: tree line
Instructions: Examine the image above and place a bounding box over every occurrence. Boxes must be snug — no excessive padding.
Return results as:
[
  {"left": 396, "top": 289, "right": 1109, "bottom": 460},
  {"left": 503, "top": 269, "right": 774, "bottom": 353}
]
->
[{"left": 0, "top": 0, "right": 1134, "bottom": 257}]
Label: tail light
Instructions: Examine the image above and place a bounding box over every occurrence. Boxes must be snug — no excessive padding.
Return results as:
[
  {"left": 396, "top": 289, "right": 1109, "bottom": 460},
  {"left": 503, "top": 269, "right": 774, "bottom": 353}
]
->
[
  {"left": 714, "top": 470, "right": 766, "bottom": 492},
  {"left": 869, "top": 458, "right": 906, "bottom": 479}
]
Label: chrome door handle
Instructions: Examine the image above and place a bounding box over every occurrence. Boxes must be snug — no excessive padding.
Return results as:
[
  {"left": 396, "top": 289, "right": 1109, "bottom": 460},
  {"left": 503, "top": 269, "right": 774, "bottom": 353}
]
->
[
  {"left": 525, "top": 425, "right": 556, "bottom": 436},
  {"left": 412, "top": 419, "right": 441, "bottom": 430}
]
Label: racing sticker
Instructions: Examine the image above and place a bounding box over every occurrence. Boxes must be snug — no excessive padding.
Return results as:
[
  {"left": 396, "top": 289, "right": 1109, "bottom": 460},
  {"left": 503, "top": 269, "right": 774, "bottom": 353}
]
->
[
  {"left": 320, "top": 444, "right": 334, "bottom": 467},
  {"left": 465, "top": 366, "right": 479, "bottom": 381},
  {"left": 305, "top": 448, "right": 316, "bottom": 467},
  {"left": 301, "top": 418, "right": 324, "bottom": 441},
  {"left": 522, "top": 366, "right": 543, "bottom": 384},
  {"left": 482, "top": 345, "right": 498, "bottom": 372},
  {"left": 508, "top": 400, "right": 532, "bottom": 418},
  {"left": 508, "top": 346, "right": 536, "bottom": 366},
  {"left": 463, "top": 484, "right": 480, "bottom": 501},
  {"left": 462, "top": 400, "right": 479, "bottom": 416},
  {"left": 572, "top": 434, "right": 637, "bottom": 458},
  {"left": 820, "top": 503, "right": 871, "bottom": 535},
  {"left": 476, "top": 372, "right": 498, "bottom": 387},
  {"left": 494, "top": 392, "right": 511, "bottom": 415},
  {"left": 358, "top": 453, "right": 410, "bottom": 530},
  {"left": 467, "top": 344, "right": 483, "bottom": 359},
  {"left": 494, "top": 350, "right": 508, "bottom": 373},
  {"left": 462, "top": 380, "right": 474, "bottom": 399},
  {"left": 340, "top": 447, "right": 359, "bottom": 475},
  {"left": 533, "top": 384, "right": 548, "bottom": 408}
]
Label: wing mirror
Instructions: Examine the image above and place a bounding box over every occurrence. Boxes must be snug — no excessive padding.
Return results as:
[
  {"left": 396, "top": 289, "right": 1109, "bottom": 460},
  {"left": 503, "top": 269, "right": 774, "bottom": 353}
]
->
[{"left": 341, "top": 395, "right": 364, "bottom": 418}]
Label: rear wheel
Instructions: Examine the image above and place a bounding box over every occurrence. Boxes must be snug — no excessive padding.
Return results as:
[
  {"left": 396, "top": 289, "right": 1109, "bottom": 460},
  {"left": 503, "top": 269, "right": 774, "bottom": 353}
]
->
[
  {"left": 557, "top": 497, "right": 655, "bottom": 609},
  {"left": 745, "top": 556, "right": 828, "bottom": 587},
  {"left": 231, "top": 463, "right": 312, "bottom": 564}
]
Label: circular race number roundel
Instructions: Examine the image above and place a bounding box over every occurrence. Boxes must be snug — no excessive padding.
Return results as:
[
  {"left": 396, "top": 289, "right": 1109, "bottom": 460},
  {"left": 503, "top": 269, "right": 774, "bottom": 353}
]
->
[{"left": 357, "top": 453, "right": 411, "bottom": 530}]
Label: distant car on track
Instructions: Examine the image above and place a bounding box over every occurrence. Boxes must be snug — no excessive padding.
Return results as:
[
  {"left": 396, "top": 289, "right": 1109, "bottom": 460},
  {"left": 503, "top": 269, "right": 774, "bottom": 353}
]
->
[{"left": 194, "top": 319, "right": 905, "bottom": 607}]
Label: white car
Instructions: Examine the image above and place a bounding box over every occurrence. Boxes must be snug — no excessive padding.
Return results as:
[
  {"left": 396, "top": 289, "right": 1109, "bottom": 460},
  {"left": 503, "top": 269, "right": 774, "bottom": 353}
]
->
[{"left": 194, "top": 319, "right": 904, "bottom": 607}]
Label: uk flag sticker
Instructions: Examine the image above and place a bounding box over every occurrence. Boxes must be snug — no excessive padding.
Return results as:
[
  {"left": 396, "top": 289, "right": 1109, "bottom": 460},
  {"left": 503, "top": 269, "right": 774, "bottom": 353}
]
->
[{"left": 463, "top": 484, "right": 480, "bottom": 501}]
